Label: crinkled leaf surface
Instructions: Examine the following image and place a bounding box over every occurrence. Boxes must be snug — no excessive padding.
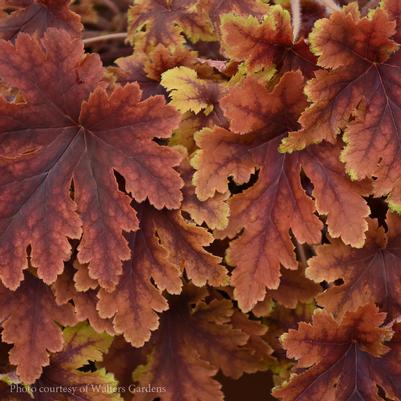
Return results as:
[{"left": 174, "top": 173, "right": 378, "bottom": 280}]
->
[
  {"left": 162, "top": 66, "right": 224, "bottom": 114},
  {"left": 161, "top": 66, "right": 228, "bottom": 153},
  {"left": 161, "top": 66, "right": 227, "bottom": 128},
  {"left": 0, "top": 29, "right": 182, "bottom": 291}
]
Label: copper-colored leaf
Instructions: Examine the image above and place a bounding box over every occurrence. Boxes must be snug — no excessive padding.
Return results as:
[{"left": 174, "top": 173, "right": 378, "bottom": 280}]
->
[
  {"left": 256, "top": 267, "right": 321, "bottom": 311},
  {"left": 97, "top": 222, "right": 179, "bottom": 348},
  {"left": 133, "top": 286, "right": 271, "bottom": 401},
  {"left": 127, "top": 0, "right": 214, "bottom": 50},
  {"left": 97, "top": 202, "right": 227, "bottom": 347},
  {"left": 192, "top": 71, "right": 370, "bottom": 311},
  {"left": 180, "top": 154, "right": 229, "bottom": 230},
  {"left": 0, "top": 0, "right": 82, "bottom": 41},
  {"left": 281, "top": 2, "right": 401, "bottom": 210},
  {"left": 161, "top": 66, "right": 227, "bottom": 128},
  {"left": 0, "top": 29, "right": 182, "bottom": 291},
  {"left": 220, "top": 6, "right": 316, "bottom": 77},
  {"left": 113, "top": 45, "right": 197, "bottom": 99},
  {"left": 0, "top": 272, "right": 77, "bottom": 383},
  {"left": 53, "top": 261, "right": 115, "bottom": 335},
  {"left": 161, "top": 66, "right": 228, "bottom": 153},
  {"left": 200, "top": 0, "right": 268, "bottom": 31},
  {"left": 29, "top": 323, "right": 122, "bottom": 400},
  {"left": 273, "top": 305, "right": 401, "bottom": 401},
  {"left": 307, "top": 213, "right": 401, "bottom": 320}
]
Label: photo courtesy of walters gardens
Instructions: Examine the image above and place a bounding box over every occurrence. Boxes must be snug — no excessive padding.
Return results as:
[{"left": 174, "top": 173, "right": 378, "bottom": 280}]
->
[
  {"left": 0, "top": 0, "right": 401, "bottom": 400},
  {"left": 10, "top": 384, "right": 167, "bottom": 395}
]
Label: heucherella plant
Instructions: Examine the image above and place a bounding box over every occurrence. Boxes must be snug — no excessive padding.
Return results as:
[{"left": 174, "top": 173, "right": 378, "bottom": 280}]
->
[{"left": 0, "top": 0, "right": 401, "bottom": 400}]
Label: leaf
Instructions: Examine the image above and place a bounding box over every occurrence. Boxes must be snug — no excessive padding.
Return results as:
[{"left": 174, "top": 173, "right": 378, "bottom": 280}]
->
[
  {"left": 162, "top": 66, "right": 215, "bottom": 114},
  {"left": 280, "top": 2, "right": 401, "bottom": 210},
  {"left": 0, "top": 0, "right": 82, "bottom": 41},
  {"left": 255, "top": 267, "right": 321, "bottom": 311},
  {"left": 0, "top": 272, "right": 77, "bottom": 383},
  {"left": 262, "top": 302, "right": 316, "bottom": 357},
  {"left": 0, "top": 29, "right": 182, "bottom": 291},
  {"left": 72, "top": 259, "right": 99, "bottom": 292},
  {"left": 180, "top": 153, "right": 229, "bottom": 230},
  {"left": 370, "top": 322, "right": 401, "bottom": 400},
  {"left": 133, "top": 285, "right": 271, "bottom": 401},
  {"left": 192, "top": 71, "right": 370, "bottom": 311},
  {"left": 230, "top": 309, "right": 274, "bottom": 368},
  {"left": 53, "top": 261, "right": 115, "bottom": 335},
  {"left": 220, "top": 6, "right": 317, "bottom": 77},
  {"left": 97, "top": 202, "right": 227, "bottom": 347},
  {"left": 100, "top": 336, "right": 147, "bottom": 400},
  {"left": 96, "top": 217, "right": 180, "bottom": 348},
  {"left": 151, "top": 208, "right": 228, "bottom": 287},
  {"left": 200, "top": 0, "right": 268, "bottom": 32},
  {"left": 28, "top": 323, "right": 123, "bottom": 401},
  {"left": 385, "top": 0, "right": 401, "bottom": 41},
  {"left": 161, "top": 66, "right": 228, "bottom": 153},
  {"left": 127, "top": 0, "right": 214, "bottom": 50},
  {"left": 161, "top": 66, "right": 227, "bottom": 122},
  {"left": 307, "top": 213, "right": 401, "bottom": 321},
  {"left": 113, "top": 45, "right": 197, "bottom": 100},
  {"left": 70, "top": 0, "right": 98, "bottom": 25},
  {"left": 273, "top": 304, "right": 401, "bottom": 401},
  {"left": 0, "top": 381, "right": 32, "bottom": 401}
]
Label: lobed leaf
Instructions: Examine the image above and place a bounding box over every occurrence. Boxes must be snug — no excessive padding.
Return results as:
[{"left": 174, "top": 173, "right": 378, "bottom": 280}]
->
[
  {"left": 0, "top": 0, "right": 82, "bottom": 41},
  {"left": 113, "top": 45, "right": 198, "bottom": 100},
  {"left": 220, "top": 6, "right": 317, "bottom": 77},
  {"left": 97, "top": 202, "right": 228, "bottom": 347},
  {"left": 0, "top": 29, "right": 183, "bottom": 291},
  {"left": 273, "top": 305, "right": 401, "bottom": 401},
  {"left": 0, "top": 272, "right": 77, "bottom": 383},
  {"left": 281, "top": 1, "right": 401, "bottom": 210},
  {"left": 307, "top": 213, "right": 401, "bottom": 321},
  {"left": 29, "top": 323, "right": 122, "bottom": 400},
  {"left": 200, "top": 0, "right": 269, "bottom": 32},
  {"left": 192, "top": 71, "right": 370, "bottom": 311},
  {"left": 132, "top": 285, "right": 271, "bottom": 401},
  {"left": 127, "top": 0, "right": 214, "bottom": 50},
  {"left": 255, "top": 267, "right": 321, "bottom": 311},
  {"left": 53, "top": 261, "right": 115, "bottom": 335}
]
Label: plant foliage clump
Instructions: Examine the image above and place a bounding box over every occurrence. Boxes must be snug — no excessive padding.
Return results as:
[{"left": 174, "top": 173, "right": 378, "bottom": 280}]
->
[{"left": 1, "top": 0, "right": 401, "bottom": 400}]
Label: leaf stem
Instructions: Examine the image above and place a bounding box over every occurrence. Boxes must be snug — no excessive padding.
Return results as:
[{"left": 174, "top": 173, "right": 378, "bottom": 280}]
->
[
  {"left": 295, "top": 239, "right": 308, "bottom": 269},
  {"left": 318, "top": 0, "right": 340, "bottom": 12},
  {"left": 83, "top": 32, "right": 128, "bottom": 46},
  {"left": 290, "top": 0, "right": 301, "bottom": 42}
]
